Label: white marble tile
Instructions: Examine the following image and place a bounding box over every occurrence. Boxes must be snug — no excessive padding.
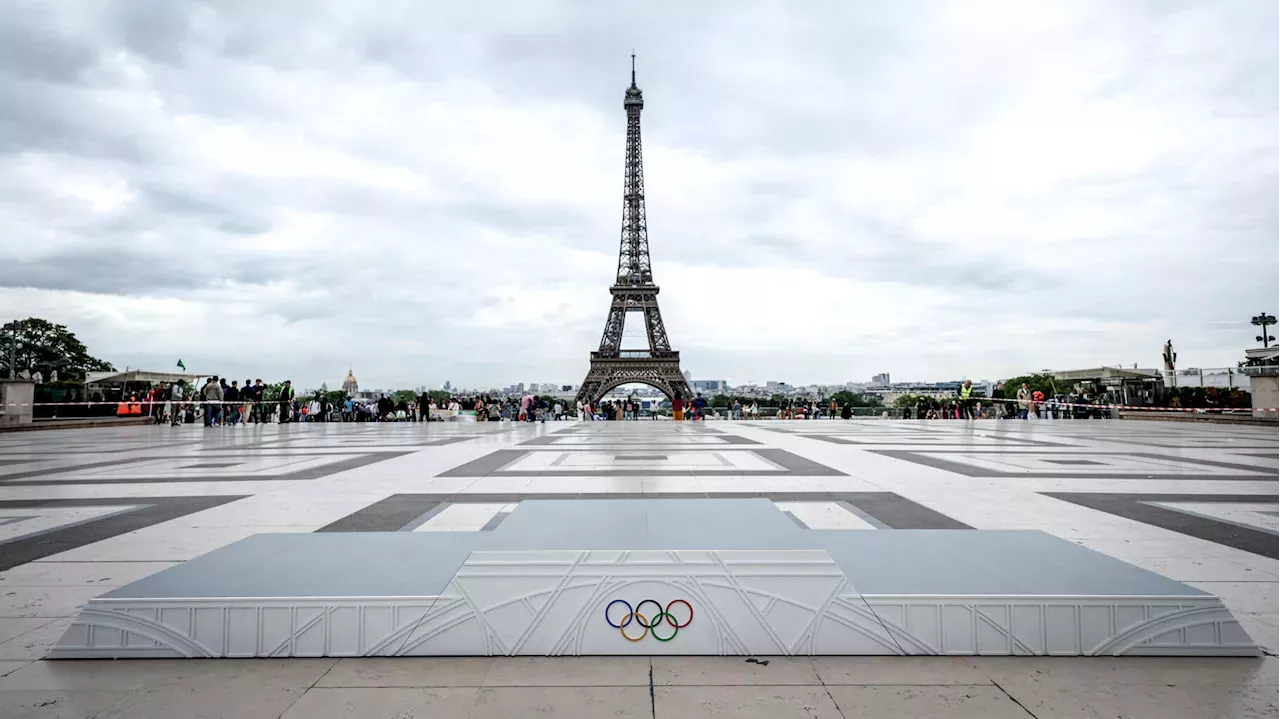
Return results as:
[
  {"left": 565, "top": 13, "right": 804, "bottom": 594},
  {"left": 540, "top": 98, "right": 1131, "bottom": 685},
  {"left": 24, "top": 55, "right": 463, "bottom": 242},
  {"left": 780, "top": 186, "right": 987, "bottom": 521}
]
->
[
  {"left": 775, "top": 502, "right": 877, "bottom": 529},
  {"left": 417, "top": 503, "right": 507, "bottom": 531}
]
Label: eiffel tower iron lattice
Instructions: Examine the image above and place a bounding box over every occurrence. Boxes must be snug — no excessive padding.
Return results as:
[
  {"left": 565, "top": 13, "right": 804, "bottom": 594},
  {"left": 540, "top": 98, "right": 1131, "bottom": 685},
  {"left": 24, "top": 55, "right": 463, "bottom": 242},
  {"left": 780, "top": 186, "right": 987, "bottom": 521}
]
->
[{"left": 575, "top": 56, "right": 691, "bottom": 406}]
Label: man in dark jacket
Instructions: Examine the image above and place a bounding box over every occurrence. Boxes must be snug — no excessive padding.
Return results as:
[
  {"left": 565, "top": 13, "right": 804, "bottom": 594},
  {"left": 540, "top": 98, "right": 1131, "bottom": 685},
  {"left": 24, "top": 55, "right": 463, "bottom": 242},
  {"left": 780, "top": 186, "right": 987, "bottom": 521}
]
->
[
  {"left": 278, "top": 380, "right": 295, "bottom": 423},
  {"left": 992, "top": 382, "right": 1011, "bottom": 419},
  {"left": 224, "top": 381, "right": 241, "bottom": 424}
]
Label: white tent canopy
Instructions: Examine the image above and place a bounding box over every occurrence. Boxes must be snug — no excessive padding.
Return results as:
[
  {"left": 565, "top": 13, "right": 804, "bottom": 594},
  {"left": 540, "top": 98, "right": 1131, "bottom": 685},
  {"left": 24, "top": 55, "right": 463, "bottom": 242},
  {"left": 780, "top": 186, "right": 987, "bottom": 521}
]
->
[{"left": 85, "top": 370, "right": 208, "bottom": 386}]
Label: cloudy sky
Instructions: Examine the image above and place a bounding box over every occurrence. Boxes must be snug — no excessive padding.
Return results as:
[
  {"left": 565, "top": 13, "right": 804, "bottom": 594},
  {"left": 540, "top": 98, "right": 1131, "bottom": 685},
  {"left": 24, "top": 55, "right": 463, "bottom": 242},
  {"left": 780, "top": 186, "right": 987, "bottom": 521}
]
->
[{"left": 1, "top": 1, "right": 1275, "bottom": 390}]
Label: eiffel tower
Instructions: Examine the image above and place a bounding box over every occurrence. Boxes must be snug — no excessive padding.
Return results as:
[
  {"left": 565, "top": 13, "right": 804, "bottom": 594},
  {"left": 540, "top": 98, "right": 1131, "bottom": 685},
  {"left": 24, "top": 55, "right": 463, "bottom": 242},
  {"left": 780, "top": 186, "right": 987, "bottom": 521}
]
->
[{"left": 575, "top": 56, "right": 691, "bottom": 406}]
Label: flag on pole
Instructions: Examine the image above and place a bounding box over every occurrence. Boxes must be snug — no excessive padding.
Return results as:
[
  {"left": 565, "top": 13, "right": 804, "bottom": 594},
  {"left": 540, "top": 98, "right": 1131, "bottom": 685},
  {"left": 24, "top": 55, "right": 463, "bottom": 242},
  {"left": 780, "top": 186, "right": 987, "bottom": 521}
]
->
[{"left": 176, "top": 359, "right": 186, "bottom": 370}]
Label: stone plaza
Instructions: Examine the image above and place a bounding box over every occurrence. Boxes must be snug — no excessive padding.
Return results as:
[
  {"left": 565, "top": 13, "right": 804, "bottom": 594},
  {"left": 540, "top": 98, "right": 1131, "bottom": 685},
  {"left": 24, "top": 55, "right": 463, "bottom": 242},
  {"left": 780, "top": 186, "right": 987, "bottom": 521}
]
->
[{"left": 0, "top": 418, "right": 1275, "bottom": 717}]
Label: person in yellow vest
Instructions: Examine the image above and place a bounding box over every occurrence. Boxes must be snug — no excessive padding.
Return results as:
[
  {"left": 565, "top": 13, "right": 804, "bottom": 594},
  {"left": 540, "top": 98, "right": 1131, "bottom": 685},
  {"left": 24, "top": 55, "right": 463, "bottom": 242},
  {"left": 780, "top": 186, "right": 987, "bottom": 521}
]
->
[{"left": 959, "top": 380, "right": 974, "bottom": 420}]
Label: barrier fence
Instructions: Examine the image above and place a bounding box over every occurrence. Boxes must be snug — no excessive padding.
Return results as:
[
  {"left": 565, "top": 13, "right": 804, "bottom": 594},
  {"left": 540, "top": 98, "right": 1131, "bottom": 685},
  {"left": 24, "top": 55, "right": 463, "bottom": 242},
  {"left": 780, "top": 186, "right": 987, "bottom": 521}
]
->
[{"left": 1, "top": 399, "right": 1274, "bottom": 417}]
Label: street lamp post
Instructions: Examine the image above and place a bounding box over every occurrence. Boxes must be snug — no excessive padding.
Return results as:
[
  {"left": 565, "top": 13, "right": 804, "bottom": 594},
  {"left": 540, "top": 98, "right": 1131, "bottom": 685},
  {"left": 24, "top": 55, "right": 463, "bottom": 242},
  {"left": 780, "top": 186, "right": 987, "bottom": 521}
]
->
[{"left": 1251, "top": 312, "right": 1277, "bottom": 348}]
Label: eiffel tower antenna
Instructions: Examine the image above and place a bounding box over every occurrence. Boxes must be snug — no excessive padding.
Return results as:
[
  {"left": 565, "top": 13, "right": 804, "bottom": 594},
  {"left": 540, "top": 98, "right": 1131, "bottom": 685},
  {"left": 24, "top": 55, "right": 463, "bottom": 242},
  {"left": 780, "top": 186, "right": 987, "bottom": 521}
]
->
[{"left": 575, "top": 57, "right": 691, "bottom": 406}]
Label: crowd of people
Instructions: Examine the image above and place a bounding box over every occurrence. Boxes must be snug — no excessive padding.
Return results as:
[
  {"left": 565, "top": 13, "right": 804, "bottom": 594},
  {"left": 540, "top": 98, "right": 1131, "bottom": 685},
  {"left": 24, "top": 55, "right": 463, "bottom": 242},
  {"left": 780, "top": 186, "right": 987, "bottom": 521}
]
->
[
  {"left": 117, "top": 376, "right": 1109, "bottom": 428},
  {"left": 119, "top": 379, "right": 733, "bottom": 427}
]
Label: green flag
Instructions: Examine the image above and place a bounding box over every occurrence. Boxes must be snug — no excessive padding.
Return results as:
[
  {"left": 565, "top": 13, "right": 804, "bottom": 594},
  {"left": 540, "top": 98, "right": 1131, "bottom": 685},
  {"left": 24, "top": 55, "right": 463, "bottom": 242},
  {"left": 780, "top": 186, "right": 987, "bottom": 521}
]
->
[{"left": 176, "top": 359, "right": 185, "bottom": 370}]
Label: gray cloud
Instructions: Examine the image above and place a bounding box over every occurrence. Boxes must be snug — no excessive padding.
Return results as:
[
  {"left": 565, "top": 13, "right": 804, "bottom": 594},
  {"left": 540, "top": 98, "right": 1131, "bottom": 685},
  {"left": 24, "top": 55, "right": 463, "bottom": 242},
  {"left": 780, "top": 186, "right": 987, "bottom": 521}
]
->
[{"left": 0, "top": 1, "right": 1274, "bottom": 390}]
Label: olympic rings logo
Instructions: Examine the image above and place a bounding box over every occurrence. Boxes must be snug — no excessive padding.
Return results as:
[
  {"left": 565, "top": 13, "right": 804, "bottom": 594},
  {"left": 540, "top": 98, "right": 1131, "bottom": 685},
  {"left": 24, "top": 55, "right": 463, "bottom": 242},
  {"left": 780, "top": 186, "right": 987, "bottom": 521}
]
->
[{"left": 604, "top": 599, "right": 693, "bottom": 641}]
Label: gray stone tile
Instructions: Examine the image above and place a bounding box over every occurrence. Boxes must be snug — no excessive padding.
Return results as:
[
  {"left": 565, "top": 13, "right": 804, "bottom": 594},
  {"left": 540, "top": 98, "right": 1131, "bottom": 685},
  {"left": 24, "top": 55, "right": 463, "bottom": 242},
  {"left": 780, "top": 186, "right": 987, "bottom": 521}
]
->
[
  {"left": 811, "top": 656, "right": 993, "bottom": 685},
  {"left": 0, "top": 585, "right": 109, "bottom": 619},
  {"left": 1188, "top": 581, "right": 1279, "bottom": 613},
  {"left": 92, "top": 684, "right": 307, "bottom": 719},
  {"left": 1001, "top": 682, "right": 1278, "bottom": 719},
  {"left": 470, "top": 686, "right": 651, "bottom": 718},
  {"left": 0, "top": 619, "right": 53, "bottom": 645},
  {"left": 0, "top": 658, "right": 337, "bottom": 691},
  {"left": 0, "top": 689, "right": 133, "bottom": 719},
  {"left": 652, "top": 657, "right": 821, "bottom": 686},
  {"left": 0, "top": 660, "right": 29, "bottom": 677},
  {"left": 654, "top": 685, "right": 842, "bottom": 718},
  {"left": 315, "top": 657, "right": 494, "bottom": 687},
  {"left": 1187, "top": 684, "right": 1280, "bottom": 719},
  {"left": 1237, "top": 612, "right": 1280, "bottom": 653},
  {"left": 0, "top": 561, "right": 181, "bottom": 588},
  {"left": 0, "top": 618, "right": 70, "bottom": 661},
  {"left": 482, "top": 656, "right": 649, "bottom": 686},
  {"left": 279, "top": 687, "right": 481, "bottom": 719},
  {"left": 826, "top": 685, "right": 1029, "bottom": 719},
  {"left": 968, "top": 656, "right": 1279, "bottom": 687}
]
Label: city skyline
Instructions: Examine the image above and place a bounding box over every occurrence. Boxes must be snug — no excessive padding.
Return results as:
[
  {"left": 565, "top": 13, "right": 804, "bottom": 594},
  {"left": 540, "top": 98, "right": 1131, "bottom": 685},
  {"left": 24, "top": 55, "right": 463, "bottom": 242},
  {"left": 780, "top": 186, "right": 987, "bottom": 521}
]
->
[{"left": 0, "top": 3, "right": 1274, "bottom": 391}]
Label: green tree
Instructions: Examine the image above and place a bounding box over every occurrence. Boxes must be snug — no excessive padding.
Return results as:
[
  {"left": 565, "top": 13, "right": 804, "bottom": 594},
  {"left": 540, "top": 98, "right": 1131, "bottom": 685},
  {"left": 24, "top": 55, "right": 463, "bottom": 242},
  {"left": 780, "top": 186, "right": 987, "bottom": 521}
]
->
[
  {"left": 313, "top": 389, "right": 349, "bottom": 406},
  {"left": 1001, "top": 374, "right": 1060, "bottom": 398},
  {"left": 830, "top": 390, "right": 883, "bottom": 408},
  {"left": 1, "top": 318, "right": 114, "bottom": 381},
  {"left": 391, "top": 389, "right": 419, "bottom": 405},
  {"left": 892, "top": 394, "right": 931, "bottom": 409}
]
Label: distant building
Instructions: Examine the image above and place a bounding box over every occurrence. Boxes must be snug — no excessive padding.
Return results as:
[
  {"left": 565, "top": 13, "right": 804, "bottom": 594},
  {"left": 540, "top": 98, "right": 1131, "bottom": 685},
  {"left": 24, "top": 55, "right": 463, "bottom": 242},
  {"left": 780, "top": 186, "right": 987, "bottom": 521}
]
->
[
  {"left": 443, "top": 381, "right": 452, "bottom": 391},
  {"left": 691, "top": 379, "right": 728, "bottom": 394},
  {"left": 683, "top": 370, "right": 692, "bottom": 382},
  {"left": 871, "top": 373, "right": 891, "bottom": 386},
  {"left": 342, "top": 369, "right": 359, "bottom": 396}
]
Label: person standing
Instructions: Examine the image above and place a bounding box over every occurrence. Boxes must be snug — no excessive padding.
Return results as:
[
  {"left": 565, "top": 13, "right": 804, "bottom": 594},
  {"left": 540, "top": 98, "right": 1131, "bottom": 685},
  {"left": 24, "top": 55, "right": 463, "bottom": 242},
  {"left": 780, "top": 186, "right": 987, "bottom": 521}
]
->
[
  {"left": 278, "top": 380, "right": 296, "bottom": 423},
  {"left": 241, "top": 379, "right": 253, "bottom": 423},
  {"left": 672, "top": 395, "right": 684, "bottom": 421},
  {"left": 224, "top": 381, "right": 241, "bottom": 425},
  {"left": 692, "top": 393, "right": 707, "bottom": 421},
  {"left": 150, "top": 383, "right": 167, "bottom": 423},
  {"left": 1016, "top": 383, "right": 1032, "bottom": 420},
  {"left": 732, "top": 399, "right": 742, "bottom": 420},
  {"left": 201, "top": 377, "right": 223, "bottom": 427},
  {"left": 169, "top": 380, "right": 186, "bottom": 426},
  {"left": 991, "top": 382, "right": 1009, "bottom": 419},
  {"left": 959, "top": 380, "right": 974, "bottom": 420}
]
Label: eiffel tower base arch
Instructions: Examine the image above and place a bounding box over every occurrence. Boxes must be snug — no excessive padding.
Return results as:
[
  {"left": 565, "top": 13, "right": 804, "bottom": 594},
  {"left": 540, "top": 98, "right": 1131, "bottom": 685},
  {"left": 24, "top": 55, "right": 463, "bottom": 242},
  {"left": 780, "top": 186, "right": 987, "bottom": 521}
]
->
[{"left": 574, "top": 353, "right": 692, "bottom": 406}]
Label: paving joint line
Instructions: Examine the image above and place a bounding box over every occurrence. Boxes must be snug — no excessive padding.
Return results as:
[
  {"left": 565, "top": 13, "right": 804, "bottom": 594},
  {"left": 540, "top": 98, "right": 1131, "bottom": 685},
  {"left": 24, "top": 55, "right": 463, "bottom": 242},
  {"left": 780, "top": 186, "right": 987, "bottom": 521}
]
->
[
  {"left": 648, "top": 656, "right": 656, "bottom": 719},
  {"left": 991, "top": 678, "right": 1040, "bottom": 717},
  {"left": 273, "top": 657, "right": 341, "bottom": 719}
]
